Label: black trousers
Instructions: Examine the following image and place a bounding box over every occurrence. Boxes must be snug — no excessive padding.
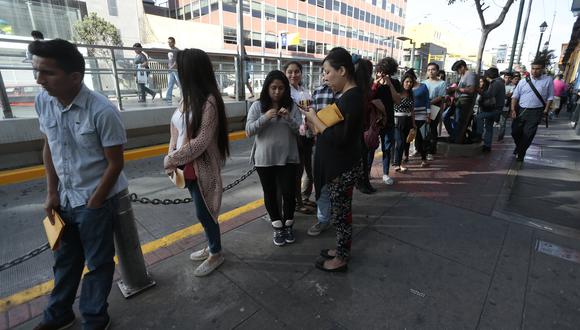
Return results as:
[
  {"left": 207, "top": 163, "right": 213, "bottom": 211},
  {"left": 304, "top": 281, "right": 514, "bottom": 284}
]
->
[
  {"left": 511, "top": 107, "right": 544, "bottom": 158},
  {"left": 256, "top": 164, "right": 297, "bottom": 222}
]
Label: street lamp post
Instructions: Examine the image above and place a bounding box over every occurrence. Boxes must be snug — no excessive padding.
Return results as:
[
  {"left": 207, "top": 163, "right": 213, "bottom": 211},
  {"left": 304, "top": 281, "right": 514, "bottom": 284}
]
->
[
  {"left": 397, "top": 36, "right": 415, "bottom": 70},
  {"left": 535, "top": 21, "right": 548, "bottom": 57}
]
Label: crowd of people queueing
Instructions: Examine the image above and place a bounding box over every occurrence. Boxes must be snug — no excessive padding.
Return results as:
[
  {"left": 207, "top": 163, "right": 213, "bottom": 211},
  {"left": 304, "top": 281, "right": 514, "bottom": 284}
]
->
[{"left": 29, "top": 35, "right": 574, "bottom": 329}]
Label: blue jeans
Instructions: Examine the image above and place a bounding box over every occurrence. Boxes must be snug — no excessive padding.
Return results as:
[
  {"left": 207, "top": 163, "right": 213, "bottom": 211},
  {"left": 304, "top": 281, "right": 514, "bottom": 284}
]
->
[
  {"left": 443, "top": 106, "right": 457, "bottom": 141},
  {"left": 475, "top": 111, "right": 498, "bottom": 147},
  {"left": 380, "top": 128, "right": 395, "bottom": 175},
  {"left": 44, "top": 196, "right": 118, "bottom": 329},
  {"left": 187, "top": 181, "right": 221, "bottom": 254},
  {"left": 316, "top": 185, "right": 330, "bottom": 224},
  {"left": 165, "top": 71, "right": 180, "bottom": 101}
]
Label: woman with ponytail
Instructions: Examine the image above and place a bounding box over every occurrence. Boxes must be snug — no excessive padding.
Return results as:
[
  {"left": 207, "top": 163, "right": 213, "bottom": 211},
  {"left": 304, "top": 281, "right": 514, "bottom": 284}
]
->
[
  {"left": 301, "top": 47, "right": 366, "bottom": 272},
  {"left": 164, "top": 48, "right": 230, "bottom": 277}
]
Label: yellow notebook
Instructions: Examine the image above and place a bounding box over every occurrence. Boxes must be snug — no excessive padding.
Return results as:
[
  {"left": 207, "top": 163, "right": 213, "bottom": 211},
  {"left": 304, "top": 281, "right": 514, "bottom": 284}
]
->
[
  {"left": 317, "top": 103, "right": 344, "bottom": 127},
  {"left": 43, "top": 212, "right": 65, "bottom": 250}
]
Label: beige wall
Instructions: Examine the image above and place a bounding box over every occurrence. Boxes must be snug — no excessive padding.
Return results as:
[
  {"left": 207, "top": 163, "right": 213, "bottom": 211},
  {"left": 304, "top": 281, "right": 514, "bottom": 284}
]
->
[
  {"left": 141, "top": 14, "right": 224, "bottom": 51},
  {"left": 85, "top": 0, "right": 143, "bottom": 46}
]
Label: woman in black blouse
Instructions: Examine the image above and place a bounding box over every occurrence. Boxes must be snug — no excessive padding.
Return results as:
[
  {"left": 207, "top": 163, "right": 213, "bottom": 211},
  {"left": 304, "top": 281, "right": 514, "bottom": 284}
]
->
[{"left": 302, "top": 47, "right": 369, "bottom": 272}]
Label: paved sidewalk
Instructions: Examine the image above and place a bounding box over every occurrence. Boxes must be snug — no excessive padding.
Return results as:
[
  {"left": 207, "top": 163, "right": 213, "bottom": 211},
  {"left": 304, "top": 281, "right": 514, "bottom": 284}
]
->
[{"left": 7, "top": 118, "right": 580, "bottom": 329}]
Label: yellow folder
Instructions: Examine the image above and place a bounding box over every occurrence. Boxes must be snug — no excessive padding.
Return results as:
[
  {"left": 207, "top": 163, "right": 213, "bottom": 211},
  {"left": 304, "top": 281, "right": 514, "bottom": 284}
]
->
[
  {"left": 42, "top": 212, "right": 65, "bottom": 250},
  {"left": 316, "top": 103, "right": 344, "bottom": 127}
]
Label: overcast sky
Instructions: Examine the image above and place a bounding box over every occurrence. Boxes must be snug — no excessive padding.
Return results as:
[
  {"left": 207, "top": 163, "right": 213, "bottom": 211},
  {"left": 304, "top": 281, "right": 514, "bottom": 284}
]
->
[{"left": 405, "top": 0, "right": 577, "bottom": 64}]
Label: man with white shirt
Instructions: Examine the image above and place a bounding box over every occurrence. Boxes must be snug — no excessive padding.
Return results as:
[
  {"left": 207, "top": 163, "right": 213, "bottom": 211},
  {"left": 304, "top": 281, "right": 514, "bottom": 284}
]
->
[{"left": 511, "top": 59, "right": 554, "bottom": 162}]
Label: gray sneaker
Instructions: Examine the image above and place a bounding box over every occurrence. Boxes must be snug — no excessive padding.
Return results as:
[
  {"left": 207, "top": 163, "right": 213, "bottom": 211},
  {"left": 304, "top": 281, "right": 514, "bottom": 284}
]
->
[{"left": 307, "top": 222, "right": 330, "bottom": 236}]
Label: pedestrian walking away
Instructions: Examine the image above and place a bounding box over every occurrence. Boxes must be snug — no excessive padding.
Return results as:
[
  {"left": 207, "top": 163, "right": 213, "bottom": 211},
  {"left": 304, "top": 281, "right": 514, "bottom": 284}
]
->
[
  {"left": 164, "top": 37, "right": 180, "bottom": 103},
  {"left": 30, "top": 39, "right": 128, "bottom": 330},
  {"left": 510, "top": 57, "right": 554, "bottom": 162},
  {"left": 164, "top": 48, "right": 230, "bottom": 277},
  {"left": 302, "top": 47, "right": 366, "bottom": 272},
  {"left": 133, "top": 43, "right": 157, "bottom": 103},
  {"left": 245, "top": 70, "right": 302, "bottom": 247},
  {"left": 474, "top": 67, "right": 505, "bottom": 152}
]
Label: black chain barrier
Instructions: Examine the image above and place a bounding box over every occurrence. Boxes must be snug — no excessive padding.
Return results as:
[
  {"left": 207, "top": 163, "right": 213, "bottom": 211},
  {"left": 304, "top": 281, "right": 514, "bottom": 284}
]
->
[{"left": 0, "top": 167, "right": 256, "bottom": 272}]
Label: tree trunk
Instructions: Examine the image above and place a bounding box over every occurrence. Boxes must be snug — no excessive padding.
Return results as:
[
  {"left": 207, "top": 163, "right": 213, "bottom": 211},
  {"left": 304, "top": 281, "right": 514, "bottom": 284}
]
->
[{"left": 476, "top": 29, "right": 490, "bottom": 73}]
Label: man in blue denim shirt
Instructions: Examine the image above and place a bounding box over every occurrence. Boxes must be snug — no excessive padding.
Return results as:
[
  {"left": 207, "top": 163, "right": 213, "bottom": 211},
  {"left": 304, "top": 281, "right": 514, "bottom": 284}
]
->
[{"left": 30, "top": 39, "right": 127, "bottom": 330}]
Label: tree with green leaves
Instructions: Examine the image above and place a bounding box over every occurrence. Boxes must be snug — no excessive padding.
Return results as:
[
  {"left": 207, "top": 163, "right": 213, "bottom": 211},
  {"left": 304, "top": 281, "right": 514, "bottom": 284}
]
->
[
  {"left": 449, "top": 0, "right": 515, "bottom": 73},
  {"left": 72, "top": 12, "right": 122, "bottom": 56}
]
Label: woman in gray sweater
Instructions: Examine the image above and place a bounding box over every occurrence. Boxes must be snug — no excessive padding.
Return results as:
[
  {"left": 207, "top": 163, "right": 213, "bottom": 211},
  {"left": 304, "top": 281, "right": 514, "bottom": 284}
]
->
[{"left": 246, "top": 70, "right": 302, "bottom": 247}]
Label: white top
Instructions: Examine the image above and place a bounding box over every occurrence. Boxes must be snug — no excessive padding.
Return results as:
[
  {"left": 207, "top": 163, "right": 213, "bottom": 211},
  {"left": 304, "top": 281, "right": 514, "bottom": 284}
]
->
[{"left": 171, "top": 108, "right": 191, "bottom": 149}]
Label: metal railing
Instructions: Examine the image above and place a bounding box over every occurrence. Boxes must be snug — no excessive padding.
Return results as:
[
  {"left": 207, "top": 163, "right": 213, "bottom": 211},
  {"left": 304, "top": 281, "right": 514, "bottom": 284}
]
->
[{"left": 0, "top": 38, "right": 324, "bottom": 119}]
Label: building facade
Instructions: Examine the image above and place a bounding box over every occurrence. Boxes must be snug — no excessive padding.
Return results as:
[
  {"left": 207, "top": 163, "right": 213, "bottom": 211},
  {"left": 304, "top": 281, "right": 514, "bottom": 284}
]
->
[{"left": 153, "top": 0, "right": 408, "bottom": 59}]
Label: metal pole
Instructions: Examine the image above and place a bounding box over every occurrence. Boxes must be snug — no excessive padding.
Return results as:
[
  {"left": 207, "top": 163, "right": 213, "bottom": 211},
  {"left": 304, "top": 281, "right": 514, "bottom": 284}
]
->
[
  {"left": 236, "top": 0, "right": 245, "bottom": 101},
  {"left": 390, "top": 37, "right": 394, "bottom": 58},
  {"left": 508, "top": 0, "right": 525, "bottom": 72},
  {"left": 308, "top": 61, "right": 313, "bottom": 91},
  {"left": 109, "top": 49, "right": 124, "bottom": 110},
  {"left": 516, "top": 0, "right": 533, "bottom": 64},
  {"left": 26, "top": 1, "right": 37, "bottom": 30},
  {"left": 410, "top": 42, "right": 415, "bottom": 70},
  {"left": 234, "top": 56, "right": 239, "bottom": 101},
  {"left": 535, "top": 32, "right": 544, "bottom": 58},
  {"left": 115, "top": 188, "right": 156, "bottom": 298},
  {"left": 0, "top": 71, "right": 14, "bottom": 119}
]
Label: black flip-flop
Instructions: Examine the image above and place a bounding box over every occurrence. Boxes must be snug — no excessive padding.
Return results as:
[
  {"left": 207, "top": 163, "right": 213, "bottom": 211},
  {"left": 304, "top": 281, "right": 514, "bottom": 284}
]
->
[{"left": 314, "top": 258, "right": 348, "bottom": 272}]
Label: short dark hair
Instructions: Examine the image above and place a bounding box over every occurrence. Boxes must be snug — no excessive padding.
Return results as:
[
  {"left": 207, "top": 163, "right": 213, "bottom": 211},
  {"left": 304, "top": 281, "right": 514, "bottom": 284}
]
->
[
  {"left": 168, "top": 37, "right": 175, "bottom": 42},
  {"left": 484, "top": 67, "right": 499, "bottom": 79},
  {"left": 376, "top": 57, "right": 398, "bottom": 75},
  {"left": 31, "top": 30, "right": 44, "bottom": 40},
  {"left": 28, "top": 39, "right": 85, "bottom": 77},
  {"left": 451, "top": 60, "right": 467, "bottom": 71},
  {"left": 427, "top": 62, "right": 440, "bottom": 71},
  {"left": 133, "top": 43, "right": 142, "bottom": 48}
]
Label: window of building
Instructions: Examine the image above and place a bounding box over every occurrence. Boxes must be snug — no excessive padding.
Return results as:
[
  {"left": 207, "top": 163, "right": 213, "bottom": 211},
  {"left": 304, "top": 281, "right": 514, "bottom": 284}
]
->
[
  {"left": 400, "top": 8, "right": 403, "bottom": 17},
  {"left": 184, "top": 4, "right": 192, "bottom": 20},
  {"left": 265, "top": 33, "right": 277, "bottom": 49},
  {"left": 223, "top": 0, "right": 236, "bottom": 13},
  {"left": 265, "top": 5, "right": 276, "bottom": 20},
  {"left": 316, "top": 42, "right": 324, "bottom": 54},
  {"left": 352, "top": 29, "right": 358, "bottom": 39},
  {"left": 287, "top": 11, "right": 297, "bottom": 25},
  {"left": 309, "top": 0, "right": 316, "bottom": 5},
  {"left": 317, "top": 18, "right": 324, "bottom": 32},
  {"left": 107, "top": 0, "right": 118, "bottom": 16},
  {"left": 371, "top": 14, "right": 375, "bottom": 25},
  {"left": 365, "top": 12, "right": 371, "bottom": 23},
  {"left": 243, "top": 1, "right": 250, "bottom": 15},
  {"left": 391, "top": 4, "right": 395, "bottom": 13},
  {"left": 251, "top": 32, "right": 261, "bottom": 47},
  {"left": 333, "top": 0, "right": 340, "bottom": 11},
  {"left": 298, "top": 13, "right": 307, "bottom": 28},
  {"left": 325, "top": 0, "right": 332, "bottom": 9},
  {"left": 277, "top": 8, "right": 287, "bottom": 23},
  {"left": 201, "top": 0, "right": 209, "bottom": 15},
  {"left": 316, "top": 0, "right": 325, "bottom": 8},
  {"left": 324, "top": 21, "right": 332, "bottom": 32},
  {"left": 210, "top": 0, "right": 218, "bottom": 11},
  {"left": 339, "top": 25, "right": 346, "bottom": 37},
  {"left": 382, "top": 0, "right": 387, "bottom": 10},
  {"left": 307, "top": 40, "right": 315, "bottom": 53},
  {"left": 192, "top": 0, "right": 200, "bottom": 18},
  {"left": 340, "top": 2, "right": 346, "bottom": 15},
  {"left": 347, "top": 5, "right": 353, "bottom": 17},
  {"left": 346, "top": 27, "right": 352, "bottom": 38},
  {"left": 307, "top": 16, "right": 316, "bottom": 29},
  {"left": 359, "top": 10, "right": 365, "bottom": 20},
  {"left": 224, "top": 27, "right": 237, "bottom": 44},
  {"left": 372, "top": 0, "right": 376, "bottom": 6},
  {"left": 332, "top": 22, "right": 339, "bottom": 35}
]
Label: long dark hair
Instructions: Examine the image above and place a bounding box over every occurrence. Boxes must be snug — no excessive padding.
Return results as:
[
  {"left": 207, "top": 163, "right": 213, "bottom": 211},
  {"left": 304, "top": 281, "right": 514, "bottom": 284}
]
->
[
  {"left": 176, "top": 48, "right": 229, "bottom": 160},
  {"left": 259, "top": 70, "right": 293, "bottom": 113},
  {"left": 401, "top": 72, "right": 416, "bottom": 101}
]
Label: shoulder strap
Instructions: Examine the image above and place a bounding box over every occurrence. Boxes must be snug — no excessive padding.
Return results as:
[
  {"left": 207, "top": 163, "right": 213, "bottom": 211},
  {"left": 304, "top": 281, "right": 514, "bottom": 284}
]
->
[{"left": 525, "top": 76, "right": 546, "bottom": 108}]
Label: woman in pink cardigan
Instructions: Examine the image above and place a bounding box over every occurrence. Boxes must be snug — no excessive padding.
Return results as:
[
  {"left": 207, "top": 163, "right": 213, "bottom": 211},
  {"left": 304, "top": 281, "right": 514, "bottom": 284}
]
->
[{"left": 163, "top": 49, "right": 230, "bottom": 276}]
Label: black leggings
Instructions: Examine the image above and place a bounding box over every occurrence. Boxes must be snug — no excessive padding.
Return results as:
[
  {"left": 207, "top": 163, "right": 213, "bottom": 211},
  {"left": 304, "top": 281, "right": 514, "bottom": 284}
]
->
[{"left": 256, "top": 165, "right": 297, "bottom": 222}]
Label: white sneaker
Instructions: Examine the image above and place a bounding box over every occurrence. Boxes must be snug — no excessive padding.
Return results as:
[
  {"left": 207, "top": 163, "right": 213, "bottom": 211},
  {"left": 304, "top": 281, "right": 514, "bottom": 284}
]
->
[
  {"left": 189, "top": 247, "right": 209, "bottom": 261},
  {"left": 382, "top": 175, "right": 394, "bottom": 185},
  {"left": 426, "top": 154, "right": 434, "bottom": 161},
  {"left": 193, "top": 254, "right": 224, "bottom": 277},
  {"left": 571, "top": 122, "right": 577, "bottom": 128}
]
